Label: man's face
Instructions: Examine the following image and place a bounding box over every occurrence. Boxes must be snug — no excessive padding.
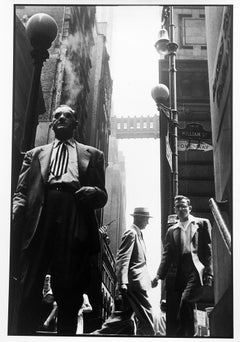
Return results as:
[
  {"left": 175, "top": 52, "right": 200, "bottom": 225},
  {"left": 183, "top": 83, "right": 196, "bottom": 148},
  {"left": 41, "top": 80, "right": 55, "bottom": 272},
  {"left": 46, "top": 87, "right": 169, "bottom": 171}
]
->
[
  {"left": 52, "top": 106, "right": 77, "bottom": 139},
  {"left": 174, "top": 199, "right": 192, "bottom": 221},
  {"left": 136, "top": 216, "right": 149, "bottom": 230}
]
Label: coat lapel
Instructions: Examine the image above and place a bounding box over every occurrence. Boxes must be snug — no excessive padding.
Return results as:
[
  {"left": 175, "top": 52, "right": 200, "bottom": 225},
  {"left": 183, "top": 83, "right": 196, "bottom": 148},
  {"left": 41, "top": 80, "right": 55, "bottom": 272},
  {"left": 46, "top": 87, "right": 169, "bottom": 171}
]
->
[
  {"left": 172, "top": 216, "right": 199, "bottom": 241},
  {"left": 38, "top": 143, "right": 54, "bottom": 183},
  {"left": 76, "top": 142, "right": 91, "bottom": 181},
  {"left": 190, "top": 221, "right": 199, "bottom": 249},
  {"left": 132, "top": 225, "right": 146, "bottom": 260},
  {"left": 191, "top": 221, "right": 199, "bottom": 239},
  {"left": 173, "top": 226, "right": 182, "bottom": 255}
]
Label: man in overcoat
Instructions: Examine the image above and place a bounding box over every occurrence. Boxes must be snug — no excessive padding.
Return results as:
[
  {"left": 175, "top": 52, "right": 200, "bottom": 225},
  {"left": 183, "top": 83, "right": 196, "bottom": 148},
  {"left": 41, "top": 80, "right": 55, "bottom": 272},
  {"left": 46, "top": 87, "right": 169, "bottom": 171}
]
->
[
  {"left": 92, "top": 207, "right": 155, "bottom": 336},
  {"left": 11, "top": 104, "right": 107, "bottom": 335},
  {"left": 152, "top": 195, "right": 213, "bottom": 336}
]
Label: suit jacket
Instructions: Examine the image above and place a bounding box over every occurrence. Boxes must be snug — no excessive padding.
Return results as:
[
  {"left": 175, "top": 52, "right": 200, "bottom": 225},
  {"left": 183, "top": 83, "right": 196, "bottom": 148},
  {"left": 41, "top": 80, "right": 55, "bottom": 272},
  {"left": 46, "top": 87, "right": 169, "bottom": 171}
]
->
[
  {"left": 116, "top": 224, "right": 151, "bottom": 291},
  {"left": 12, "top": 140, "right": 107, "bottom": 259},
  {"left": 157, "top": 216, "right": 213, "bottom": 285}
]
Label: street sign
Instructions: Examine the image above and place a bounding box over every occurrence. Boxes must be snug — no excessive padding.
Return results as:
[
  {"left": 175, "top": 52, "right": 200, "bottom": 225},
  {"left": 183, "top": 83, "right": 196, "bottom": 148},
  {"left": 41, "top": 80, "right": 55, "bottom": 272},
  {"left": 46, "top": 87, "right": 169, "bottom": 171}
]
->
[
  {"left": 178, "top": 123, "right": 212, "bottom": 140},
  {"left": 178, "top": 140, "right": 213, "bottom": 152}
]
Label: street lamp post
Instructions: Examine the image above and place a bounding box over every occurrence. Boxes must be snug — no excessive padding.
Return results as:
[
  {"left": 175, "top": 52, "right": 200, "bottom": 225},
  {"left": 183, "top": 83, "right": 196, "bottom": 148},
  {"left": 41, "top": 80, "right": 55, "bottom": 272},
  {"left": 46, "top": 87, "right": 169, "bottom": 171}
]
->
[
  {"left": 22, "top": 13, "right": 58, "bottom": 151},
  {"left": 151, "top": 83, "right": 173, "bottom": 244},
  {"left": 167, "top": 6, "right": 179, "bottom": 200},
  {"left": 9, "top": 13, "right": 58, "bottom": 334},
  {"left": 151, "top": 6, "right": 179, "bottom": 335},
  {"left": 152, "top": 5, "right": 179, "bottom": 207}
]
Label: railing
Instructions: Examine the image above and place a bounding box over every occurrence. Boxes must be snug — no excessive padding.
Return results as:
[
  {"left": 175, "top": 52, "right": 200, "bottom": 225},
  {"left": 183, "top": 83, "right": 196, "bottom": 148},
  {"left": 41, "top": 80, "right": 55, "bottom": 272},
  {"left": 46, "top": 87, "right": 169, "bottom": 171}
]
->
[{"left": 209, "top": 198, "right": 231, "bottom": 255}]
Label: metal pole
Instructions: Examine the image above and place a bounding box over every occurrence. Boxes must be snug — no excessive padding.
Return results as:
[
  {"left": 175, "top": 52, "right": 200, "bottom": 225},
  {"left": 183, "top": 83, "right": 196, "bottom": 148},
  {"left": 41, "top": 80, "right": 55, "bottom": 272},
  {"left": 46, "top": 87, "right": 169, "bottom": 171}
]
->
[
  {"left": 168, "top": 6, "right": 178, "bottom": 202},
  {"left": 21, "top": 13, "right": 58, "bottom": 152},
  {"left": 22, "top": 49, "right": 49, "bottom": 151}
]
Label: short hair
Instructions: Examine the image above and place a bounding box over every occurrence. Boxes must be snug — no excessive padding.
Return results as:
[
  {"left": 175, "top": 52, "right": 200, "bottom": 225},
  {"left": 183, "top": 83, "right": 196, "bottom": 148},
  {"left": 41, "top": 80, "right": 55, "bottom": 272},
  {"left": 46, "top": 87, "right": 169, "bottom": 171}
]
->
[
  {"left": 53, "top": 104, "right": 77, "bottom": 120},
  {"left": 174, "top": 195, "right": 191, "bottom": 206}
]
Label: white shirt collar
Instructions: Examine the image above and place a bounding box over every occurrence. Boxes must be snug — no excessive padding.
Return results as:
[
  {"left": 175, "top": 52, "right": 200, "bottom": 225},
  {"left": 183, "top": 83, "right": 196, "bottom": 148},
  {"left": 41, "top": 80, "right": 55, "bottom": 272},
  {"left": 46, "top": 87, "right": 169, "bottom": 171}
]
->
[
  {"left": 178, "top": 214, "right": 195, "bottom": 230},
  {"left": 53, "top": 137, "right": 75, "bottom": 148}
]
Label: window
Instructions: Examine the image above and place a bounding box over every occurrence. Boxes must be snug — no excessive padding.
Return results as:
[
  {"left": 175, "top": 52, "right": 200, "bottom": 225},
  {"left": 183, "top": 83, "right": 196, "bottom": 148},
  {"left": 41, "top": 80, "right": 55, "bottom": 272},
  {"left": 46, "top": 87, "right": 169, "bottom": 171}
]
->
[
  {"left": 184, "top": 18, "right": 206, "bottom": 45},
  {"left": 181, "top": 16, "right": 206, "bottom": 48}
]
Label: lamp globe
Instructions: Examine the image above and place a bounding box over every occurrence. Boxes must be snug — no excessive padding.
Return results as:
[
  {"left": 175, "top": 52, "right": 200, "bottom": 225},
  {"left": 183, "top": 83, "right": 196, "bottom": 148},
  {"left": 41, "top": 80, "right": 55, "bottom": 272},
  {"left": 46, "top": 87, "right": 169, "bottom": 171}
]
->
[
  {"left": 151, "top": 84, "right": 169, "bottom": 104},
  {"left": 26, "top": 13, "right": 58, "bottom": 50}
]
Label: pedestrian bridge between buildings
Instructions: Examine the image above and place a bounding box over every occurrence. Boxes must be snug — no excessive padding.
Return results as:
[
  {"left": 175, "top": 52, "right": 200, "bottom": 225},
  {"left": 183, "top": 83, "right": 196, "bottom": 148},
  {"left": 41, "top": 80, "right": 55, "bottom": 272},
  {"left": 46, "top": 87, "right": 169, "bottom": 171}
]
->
[{"left": 111, "top": 115, "right": 159, "bottom": 139}]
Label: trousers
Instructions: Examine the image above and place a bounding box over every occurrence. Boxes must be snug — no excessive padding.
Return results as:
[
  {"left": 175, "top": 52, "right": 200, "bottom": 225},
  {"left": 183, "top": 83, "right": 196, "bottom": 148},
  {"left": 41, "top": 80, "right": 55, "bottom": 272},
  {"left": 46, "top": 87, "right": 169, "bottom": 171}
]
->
[
  {"left": 175, "top": 253, "right": 203, "bottom": 337},
  {"left": 92, "top": 286, "right": 155, "bottom": 336},
  {"left": 16, "top": 188, "right": 90, "bottom": 335}
]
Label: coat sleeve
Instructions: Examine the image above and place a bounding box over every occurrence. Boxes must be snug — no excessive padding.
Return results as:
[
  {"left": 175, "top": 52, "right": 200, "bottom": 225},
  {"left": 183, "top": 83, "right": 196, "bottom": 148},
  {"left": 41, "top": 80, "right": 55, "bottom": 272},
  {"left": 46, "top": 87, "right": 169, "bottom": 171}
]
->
[
  {"left": 116, "top": 230, "right": 135, "bottom": 285},
  {"left": 87, "top": 150, "right": 108, "bottom": 209},
  {"left": 11, "top": 150, "right": 32, "bottom": 278},
  {"left": 200, "top": 219, "right": 213, "bottom": 277},
  {"left": 12, "top": 151, "right": 32, "bottom": 220},
  {"left": 157, "top": 228, "right": 174, "bottom": 280}
]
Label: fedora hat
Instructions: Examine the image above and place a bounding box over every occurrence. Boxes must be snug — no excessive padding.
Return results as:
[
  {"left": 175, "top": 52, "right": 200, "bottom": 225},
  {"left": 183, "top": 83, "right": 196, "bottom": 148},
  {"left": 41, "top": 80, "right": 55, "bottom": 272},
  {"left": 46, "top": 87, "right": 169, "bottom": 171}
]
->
[{"left": 130, "top": 207, "right": 153, "bottom": 218}]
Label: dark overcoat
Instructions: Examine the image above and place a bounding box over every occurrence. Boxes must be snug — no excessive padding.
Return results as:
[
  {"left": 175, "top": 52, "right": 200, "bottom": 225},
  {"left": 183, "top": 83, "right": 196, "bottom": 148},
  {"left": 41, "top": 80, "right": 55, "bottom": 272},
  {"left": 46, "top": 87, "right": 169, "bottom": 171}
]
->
[{"left": 12, "top": 140, "right": 107, "bottom": 275}]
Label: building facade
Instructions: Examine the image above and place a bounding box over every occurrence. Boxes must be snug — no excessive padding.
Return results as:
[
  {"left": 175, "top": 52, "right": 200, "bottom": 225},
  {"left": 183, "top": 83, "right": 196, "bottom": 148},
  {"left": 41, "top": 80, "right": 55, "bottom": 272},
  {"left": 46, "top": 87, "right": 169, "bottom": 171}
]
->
[
  {"left": 158, "top": 5, "right": 215, "bottom": 335},
  {"left": 103, "top": 135, "right": 126, "bottom": 257},
  {"left": 86, "top": 21, "right": 113, "bottom": 164},
  {"left": 205, "top": 5, "right": 232, "bottom": 337}
]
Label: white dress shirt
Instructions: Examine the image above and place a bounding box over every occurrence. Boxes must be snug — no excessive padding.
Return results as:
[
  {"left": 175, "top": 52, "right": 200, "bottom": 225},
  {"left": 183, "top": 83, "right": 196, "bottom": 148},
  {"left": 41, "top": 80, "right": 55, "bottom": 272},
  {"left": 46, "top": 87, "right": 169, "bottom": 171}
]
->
[
  {"left": 48, "top": 138, "right": 80, "bottom": 187},
  {"left": 179, "top": 215, "right": 195, "bottom": 254}
]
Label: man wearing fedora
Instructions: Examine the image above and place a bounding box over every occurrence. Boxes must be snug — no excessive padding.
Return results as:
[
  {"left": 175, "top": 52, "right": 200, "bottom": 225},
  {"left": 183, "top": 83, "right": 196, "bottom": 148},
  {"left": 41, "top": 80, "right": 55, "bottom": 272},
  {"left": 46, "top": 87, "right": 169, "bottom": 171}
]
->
[{"left": 91, "top": 207, "right": 155, "bottom": 336}]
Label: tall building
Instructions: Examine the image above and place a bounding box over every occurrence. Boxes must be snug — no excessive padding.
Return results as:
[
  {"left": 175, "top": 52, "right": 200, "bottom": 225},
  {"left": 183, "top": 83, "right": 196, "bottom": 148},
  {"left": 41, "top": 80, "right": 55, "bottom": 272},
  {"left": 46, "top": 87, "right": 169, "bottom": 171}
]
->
[
  {"left": 158, "top": 5, "right": 215, "bottom": 335},
  {"left": 104, "top": 135, "right": 126, "bottom": 257},
  {"left": 159, "top": 5, "right": 214, "bottom": 232},
  {"left": 86, "top": 21, "right": 113, "bottom": 163},
  {"left": 157, "top": 5, "right": 233, "bottom": 337},
  {"left": 92, "top": 6, "right": 126, "bottom": 264},
  {"left": 205, "top": 5, "right": 232, "bottom": 337},
  {"left": 95, "top": 6, "right": 114, "bottom": 57}
]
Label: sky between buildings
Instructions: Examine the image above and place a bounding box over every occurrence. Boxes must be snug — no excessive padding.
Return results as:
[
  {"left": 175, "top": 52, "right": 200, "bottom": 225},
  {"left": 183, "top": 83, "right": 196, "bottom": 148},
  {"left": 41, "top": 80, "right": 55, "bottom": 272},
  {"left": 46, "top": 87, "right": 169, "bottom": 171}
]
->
[{"left": 106, "top": 5, "right": 163, "bottom": 309}]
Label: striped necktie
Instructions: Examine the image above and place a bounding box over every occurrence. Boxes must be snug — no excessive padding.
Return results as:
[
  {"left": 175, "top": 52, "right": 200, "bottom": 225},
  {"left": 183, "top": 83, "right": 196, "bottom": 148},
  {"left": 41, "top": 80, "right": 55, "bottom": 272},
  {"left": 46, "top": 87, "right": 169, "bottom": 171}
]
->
[{"left": 50, "top": 142, "right": 69, "bottom": 178}]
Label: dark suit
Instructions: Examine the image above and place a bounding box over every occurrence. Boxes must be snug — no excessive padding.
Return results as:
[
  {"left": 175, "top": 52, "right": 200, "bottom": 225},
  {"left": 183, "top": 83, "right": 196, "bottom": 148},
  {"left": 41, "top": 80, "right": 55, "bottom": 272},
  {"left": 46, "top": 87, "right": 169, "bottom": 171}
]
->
[
  {"left": 157, "top": 215, "right": 213, "bottom": 336},
  {"left": 11, "top": 140, "right": 107, "bottom": 335}
]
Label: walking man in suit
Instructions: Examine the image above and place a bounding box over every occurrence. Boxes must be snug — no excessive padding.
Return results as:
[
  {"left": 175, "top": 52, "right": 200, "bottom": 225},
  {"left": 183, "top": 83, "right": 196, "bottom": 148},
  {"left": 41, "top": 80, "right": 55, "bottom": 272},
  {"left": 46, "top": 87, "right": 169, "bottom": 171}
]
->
[
  {"left": 92, "top": 207, "right": 155, "bottom": 336},
  {"left": 152, "top": 195, "right": 213, "bottom": 337},
  {"left": 11, "top": 104, "right": 107, "bottom": 335}
]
